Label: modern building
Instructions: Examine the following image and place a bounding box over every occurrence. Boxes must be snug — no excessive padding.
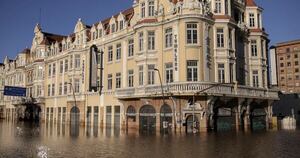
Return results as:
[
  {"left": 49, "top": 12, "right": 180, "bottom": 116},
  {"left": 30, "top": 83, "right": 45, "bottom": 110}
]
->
[
  {"left": 0, "top": 0, "right": 278, "bottom": 133},
  {"left": 273, "top": 39, "right": 300, "bottom": 93}
]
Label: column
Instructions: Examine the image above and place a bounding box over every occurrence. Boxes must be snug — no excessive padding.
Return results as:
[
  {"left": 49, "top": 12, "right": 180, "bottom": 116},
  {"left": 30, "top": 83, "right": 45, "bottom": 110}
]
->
[{"left": 244, "top": 100, "right": 251, "bottom": 131}]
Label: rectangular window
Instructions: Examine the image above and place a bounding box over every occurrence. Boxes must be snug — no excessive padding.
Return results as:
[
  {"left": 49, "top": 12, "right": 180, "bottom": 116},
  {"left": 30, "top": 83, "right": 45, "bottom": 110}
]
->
[
  {"left": 52, "top": 63, "right": 56, "bottom": 76},
  {"left": 218, "top": 64, "right": 225, "bottom": 83},
  {"left": 111, "top": 24, "right": 116, "bottom": 33},
  {"left": 98, "top": 29, "right": 102, "bottom": 38},
  {"left": 251, "top": 40, "right": 258, "bottom": 56},
  {"left": 139, "top": 32, "right": 144, "bottom": 51},
  {"left": 165, "top": 28, "right": 173, "bottom": 48},
  {"left": 107, "top": 74, "right": 112, "bottom": 90},
  {"left": 148, "top": 0, "right": 155, "bottom": 16},
  {"left": 217, "top": 28, "right": 224, "bottom": 48},
  {"left": 37, "top": 85, "right": 41, "bottom": 97},
  {"left": 74, "top": 79, "right": 80, "bottom": 93},
  {"left": 249, "top": 13, "right": 255, "bottom": 27},
  {"left": 52, "top": 84, "right": 55, "bottom": 96},
  {"left": 141, "top": 3, "right": 145, "bottom": 18},
  {"left": 48, "top": 84, "right": 51, "bottom": 96},
  {"left": 296, "top": 61, "right": 299, "bottom": 66},
  {"left": 128, "top": 70, "right": 134, "bottom": 87},
  {"left": 116, "top": 43, "right": 121, "bottom": 60},
  {"left": 187, "top": 60, "right": 198, "bottom": 81},
  {"left": 64, "top": 82, "right": 68, "bottom": 95},
  {"left": 253, "top": 70, "right": 259, "bottom": 87},
  {"left": 59, "top": 83, "right": 62, "bottom": 95},
  {"left": 60, "top": 61, "right": 63, "bottom": 74},
  {"left": 165, "top": 63, "right": 173, "bottom": 83},
  {"left": 75, "top": 54, "right": 80, "bottom": 68},
  {"left": 48, "top": 64, "right": 52, "bottom": 77},
  {"left": 139, "top": 65, "right": 144, "bottom": 86},
  {"left": 215, "top": 0, "right": 222, "bottom": 14},
  {"left": 70, "top": 55, "right": 73, "bottom": 69},
  {"left": 148, "top": 65, "right": 155, "bottom": 85},
  {"left": 148, "top": 31, "right": 155, "bottom": 50},
  {"left": 65, "top": 59, "right": 68, "bottom": 72},
  {"left": 128, "top": 39, "right": 134, "bottom": 57},
  {"left": 187, "top": 23, "right": 198, "bottom": 44},
  {"left": 116, "top": 73, "right": 121, "bottom": 89},
  {"left": 108, "top": 46, "right": 113, "bottom": 62},
  {"left": 120, "top": 20, "right": 124, "bottom": 30}
]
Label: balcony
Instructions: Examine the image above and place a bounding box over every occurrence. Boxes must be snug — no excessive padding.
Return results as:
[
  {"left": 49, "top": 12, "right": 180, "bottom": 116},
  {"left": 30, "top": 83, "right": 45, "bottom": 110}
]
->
[
  {"left": 67, "top": 94, "right": 86, "bottom": 102},
  {"left": 115, "top": 82, "right": 279, "bottom": 100}
]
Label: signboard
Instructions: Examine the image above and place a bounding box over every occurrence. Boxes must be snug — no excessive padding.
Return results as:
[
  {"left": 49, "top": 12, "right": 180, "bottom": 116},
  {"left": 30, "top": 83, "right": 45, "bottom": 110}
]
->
[
  {"left": 4, "top": 86, "right": 26, "bottom": 97},
  {"left": 89, "top": 45, "right": 99, "bottom": 91}
]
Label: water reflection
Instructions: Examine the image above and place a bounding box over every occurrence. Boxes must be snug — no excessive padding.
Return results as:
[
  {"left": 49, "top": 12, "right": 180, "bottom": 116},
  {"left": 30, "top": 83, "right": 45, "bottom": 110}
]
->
[{"left": 1, "top": 120, "right": 300, "bottom": 158}]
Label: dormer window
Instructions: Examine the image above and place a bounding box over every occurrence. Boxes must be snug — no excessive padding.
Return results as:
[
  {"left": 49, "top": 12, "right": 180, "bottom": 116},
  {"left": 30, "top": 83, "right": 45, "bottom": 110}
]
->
[
  {"left": 111, "top": 24, "right": 116, "bottom": 33},
  {"left": 92, "top": 31, "right": 97, "bottom": 40},
  {"left": 215, "top": 0, "right": 222, "bottom": 14},
  {"left": 141, "top": 2, "right": 146, "bottom": 18},
  {"left": 98, "top": 29, "right": 103, "bottom": 38},
  {"left": 119, "top": 20, "right": 124, "bottom": 30},
  {"left": 148, "top": 0, "right": 155, "bottom": 16},
  {"left": 249, "top": 13, "right": 255, "bottom": 27}
]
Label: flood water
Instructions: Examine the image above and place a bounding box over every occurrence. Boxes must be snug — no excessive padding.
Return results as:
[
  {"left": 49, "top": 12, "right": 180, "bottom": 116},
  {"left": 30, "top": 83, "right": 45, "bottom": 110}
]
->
[{"left": 0, "top": 120, "right": 300, "bottom": 158}]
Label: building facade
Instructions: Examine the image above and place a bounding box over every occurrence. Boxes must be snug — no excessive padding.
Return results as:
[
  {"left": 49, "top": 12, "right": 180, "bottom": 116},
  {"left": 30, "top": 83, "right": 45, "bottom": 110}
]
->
[
  {"left": 0, "top": 0, "right": 278, "bottom": 133},
  {"left": 274, "top": 39, "right": 300, "bottom": 93}
]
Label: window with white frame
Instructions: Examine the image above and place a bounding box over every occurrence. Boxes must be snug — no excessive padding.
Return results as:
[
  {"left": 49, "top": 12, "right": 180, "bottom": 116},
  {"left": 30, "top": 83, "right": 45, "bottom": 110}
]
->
[
  {"left": 128, "top": 39, "right": 134, "bottom": 57},
  {"left": 111, "top": 23, "right": 116, "bottom": 33},
  {"left": 65, "top": 59, "right": 68, "bottom": 72},
  {"left": 75, "top": 54, "right": 80, "bottom": 68},
  {"left": 60, "top": 61, "right": 63, "bottom": 74},
  {"left": 148, "top": 65, "right": 155, "bottom": 85},
  {"left": 64, "top": 82, "right": 68, "bottom": 95},
  {"left": 249, "top": 13, "right": 255, "bottom": 27},
  {"left": 108, "top": 46, "right": 113, "bottom": 62},
  {"left": 187, "top": 23, "right": 198, "bottom": 44},
  {"left": 215, "top": 0, "right": 222, "bottom": 14},
  {"left": 217, "top": 28, "right": 224, "bottom": 48},
  {"left": 251, "top": 40, "right": 258, "bottom": 56},
  {"left": 148, "top": 31, "right": 155, "bottom": 50},
  {"left": 128, "top": 70, "right": 134, "bottom": 87},
  {"left": 52, "top": 83, "right": 55, "bottom": 96},
  {"left": 218, "top": 63, "right": 225, "bottom": 83},
  {"left": 70, "top": 55, "right": 73, "bottom": 69},
  {"left": 165, "top": 63, "right": 173, "bottom": 83},
  {"left": 108, "top": 74, "right": 112, "bottom": 90},
  {"left": 116, "top": 43, "right": 122, "bottom": 60},
  {"left": 59, "top": 83, "right": 62, "bottom": 95},
  {"left": 116, "top": 73, "right": 121, "bottom": 89},
  {"left": 119, "top": 20, "right": 124, "bottom": 30},
  {"left": 139, "top": 65, "right": 144, "bottom": 86},
  {"left": 74, "top": 79, "right": 80, "bottom": 93},
  {"left": 252, "top": 70, "right": 259, "bottom": 87},
  {"left": 52, "top": 63, "right": 56, "bottom": 76},
  {"left": 148, "top": 0, "right": 155, "bottom": 16},
  {"left": 37, "top": 85, "right": 41, "bottom": 97},
  {"left": 48, "top": 84, "right": 51, "bottom": 96},
  {"left": 165, "top": 28, "right": 173, "bottom": 48},
  {"left": 187, "top": 60, "right": 198, "bottom": 81},
  {"left": 141, "top": 2, "right": 146, "bottom": 18},
  {"left": 139, "top": 32, "right": 144, "bottom": 51},
  {"left": 48, "top": 64, "right": 51, "bottom": 77},
  {"left": 98, "top": 29, "right": 103, "bottom": 38}
]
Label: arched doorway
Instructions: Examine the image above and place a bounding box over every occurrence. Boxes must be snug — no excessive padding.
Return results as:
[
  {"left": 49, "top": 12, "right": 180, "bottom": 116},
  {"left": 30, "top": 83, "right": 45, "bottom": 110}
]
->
[
  {"left": 186, "top": 115, "right": 199, "bottom": 133},
  {"left": 70, "top": 106, "right": 80, "bottom": 137},
  {"left": 251, "top": 108, "right": 266, "bottom": 131},
  {"left": 126, "top": 106, "right": 136, "bottom": 129},
  {"left": 139, "top": 105, "right": 156, "bottom": 133},
  {"left": 160, "top": 104, "right": 172, "bottom": 133},
  {"left": 214, "top": 107, "right": 234, "bottom": 131}
]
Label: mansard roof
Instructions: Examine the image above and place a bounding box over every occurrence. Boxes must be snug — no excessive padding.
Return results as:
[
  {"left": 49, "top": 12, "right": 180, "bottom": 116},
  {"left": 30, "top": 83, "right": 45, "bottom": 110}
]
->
[
  {"left": 40, "top": 32, "right": 66, "bottom": 45},
  {"left": 246, "top": 0, "right": 257, "bottom": 7}
]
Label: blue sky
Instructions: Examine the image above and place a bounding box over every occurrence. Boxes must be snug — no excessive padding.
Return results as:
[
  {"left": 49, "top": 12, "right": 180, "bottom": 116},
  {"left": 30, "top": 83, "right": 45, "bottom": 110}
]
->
[{"left": 0, "top": 0, "right": 300, "bottom": 62}]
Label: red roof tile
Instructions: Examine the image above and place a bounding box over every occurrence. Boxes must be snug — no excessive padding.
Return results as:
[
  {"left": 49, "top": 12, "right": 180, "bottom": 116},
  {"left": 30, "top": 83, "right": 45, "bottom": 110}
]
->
[{"left": 246, "top": 0, "right": 257, "bottom": 7}]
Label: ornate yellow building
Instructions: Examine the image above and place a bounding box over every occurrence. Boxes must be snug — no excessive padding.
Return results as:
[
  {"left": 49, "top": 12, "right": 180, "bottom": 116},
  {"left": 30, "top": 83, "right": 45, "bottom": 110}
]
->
[{"left": 0, "top": 0, "right": 278, "bottom": 133}]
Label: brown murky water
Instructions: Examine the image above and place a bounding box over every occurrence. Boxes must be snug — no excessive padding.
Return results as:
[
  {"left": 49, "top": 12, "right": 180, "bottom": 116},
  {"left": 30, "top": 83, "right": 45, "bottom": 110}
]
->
[{"left": 0, "top": 120, "right": 299, "bottom": 158}]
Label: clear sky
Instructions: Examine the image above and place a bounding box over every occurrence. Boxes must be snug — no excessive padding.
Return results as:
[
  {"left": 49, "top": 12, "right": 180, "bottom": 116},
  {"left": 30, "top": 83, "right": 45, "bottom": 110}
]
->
[{"left": 0, "top": 0, "right": 300, "bottom": 62}]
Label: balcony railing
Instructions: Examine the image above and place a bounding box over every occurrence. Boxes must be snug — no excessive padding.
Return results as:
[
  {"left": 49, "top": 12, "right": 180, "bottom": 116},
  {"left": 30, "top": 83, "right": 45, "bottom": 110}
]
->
[
  {"left": 67, "top": 94, "right": 86, "bottom": 102},
  {"left": 115, "top": 82, "right": 279, "bottom": 100}
]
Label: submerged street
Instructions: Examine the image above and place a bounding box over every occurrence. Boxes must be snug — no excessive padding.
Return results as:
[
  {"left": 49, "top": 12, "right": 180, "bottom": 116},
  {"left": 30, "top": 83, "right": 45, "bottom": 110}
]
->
[{"left": 0, "top": 120, "right": 299, "bottom": 158}]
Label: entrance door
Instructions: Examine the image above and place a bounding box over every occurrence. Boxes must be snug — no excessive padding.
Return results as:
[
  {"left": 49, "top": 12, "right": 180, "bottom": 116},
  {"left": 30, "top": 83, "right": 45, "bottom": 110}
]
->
[
  {"left": 186, "top": 115, "right": 199, "bottom": 133},
  {"left": 160, "top": 104, "right": 172, "bottom": 133},
  {"left": 139, "top": 105, "right": 156, "bottom": 133},
  {"left": 215, "top": 108, "right": 234, "bottom": 131},
  {"left": 70, "top": 106, "right": 80, "bottom": 137},
  {"left": 251, "top": 108, "right": 266, "bottom": 131}
]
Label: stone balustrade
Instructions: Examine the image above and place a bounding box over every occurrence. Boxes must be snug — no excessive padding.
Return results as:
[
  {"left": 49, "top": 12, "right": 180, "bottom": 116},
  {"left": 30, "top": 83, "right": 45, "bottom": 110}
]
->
[{"left": 116, "top": 82, "right": 279, "bottom": 100}]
